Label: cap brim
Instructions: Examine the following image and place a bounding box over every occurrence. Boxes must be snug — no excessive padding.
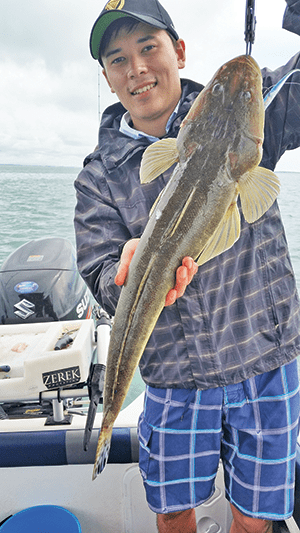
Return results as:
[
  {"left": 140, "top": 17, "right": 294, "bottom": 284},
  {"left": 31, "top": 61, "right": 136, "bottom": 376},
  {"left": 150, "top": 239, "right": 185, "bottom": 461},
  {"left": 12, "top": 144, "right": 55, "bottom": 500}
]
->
[
  {"left": 90, "top": 10, "right": 177, "bottom": 62},
  {"left": 90, "top": 11, "right": 128, "bottom": 60}
]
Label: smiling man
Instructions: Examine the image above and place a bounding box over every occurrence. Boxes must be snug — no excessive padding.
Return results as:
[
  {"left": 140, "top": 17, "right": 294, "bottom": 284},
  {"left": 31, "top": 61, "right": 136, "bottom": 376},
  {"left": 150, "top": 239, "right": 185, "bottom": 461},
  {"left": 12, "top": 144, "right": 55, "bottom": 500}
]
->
[
  {"left": 101, "top": 26, "right": 185, "bottom": 137},
  {"left": 74, "top": 1, "right": 300, "bottom": 532}
]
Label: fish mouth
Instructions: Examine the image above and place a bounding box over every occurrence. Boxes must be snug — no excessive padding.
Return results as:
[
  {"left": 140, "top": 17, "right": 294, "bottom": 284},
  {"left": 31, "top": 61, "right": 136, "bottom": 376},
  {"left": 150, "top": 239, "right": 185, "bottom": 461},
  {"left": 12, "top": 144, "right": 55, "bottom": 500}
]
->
[{"left": 131, "top": 82, "right": 157, "bottom": 96}]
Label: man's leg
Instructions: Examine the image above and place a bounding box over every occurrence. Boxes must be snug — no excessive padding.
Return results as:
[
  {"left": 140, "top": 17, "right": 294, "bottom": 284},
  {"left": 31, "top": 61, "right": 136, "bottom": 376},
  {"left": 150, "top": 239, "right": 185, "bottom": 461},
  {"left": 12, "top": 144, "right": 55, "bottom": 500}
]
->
[
  {"left": 139, "top": 387, "right": 223, "bottom": 529},
  {"left": 230, "top": 504, "right": 272, "bottom": 533},
  {"left": 221, "top": 363, "right": 300, "bottom": 533},
  {"left": 157, "top": 509, "right": 196, "bottom": 533},
  {"left": 156, "top": 502, "right": 274, "bottom": 533}
]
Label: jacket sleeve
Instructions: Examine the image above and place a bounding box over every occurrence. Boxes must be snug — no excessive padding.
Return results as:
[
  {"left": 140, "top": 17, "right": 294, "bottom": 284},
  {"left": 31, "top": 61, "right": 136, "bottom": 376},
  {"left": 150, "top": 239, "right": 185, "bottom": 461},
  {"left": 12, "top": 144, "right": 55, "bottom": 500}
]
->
[
  {"left": 74, "top": 159, "right": 132, "bottom": 316},
  {"left": 261, "top": 50, "right": 300, "bottom": 171},
  {"left": 259, "top": 1, "right": 300, "bottom": 170},
  {"left": 283, "top": 0, "right": 300, "bottom": 36}
]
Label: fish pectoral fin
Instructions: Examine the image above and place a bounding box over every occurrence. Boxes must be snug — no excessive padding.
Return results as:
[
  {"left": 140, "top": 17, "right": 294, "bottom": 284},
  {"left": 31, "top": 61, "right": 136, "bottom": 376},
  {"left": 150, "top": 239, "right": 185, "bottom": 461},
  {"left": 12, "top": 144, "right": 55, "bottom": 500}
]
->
[
  {"left": 196, "top": 200, "right": 240, "bottom": 266},
  {"left": 238, "top": 166, "right": 280, "bottom": 223},
  {"left": 140, "top": 138, "right": 179, "bottom": 183}
]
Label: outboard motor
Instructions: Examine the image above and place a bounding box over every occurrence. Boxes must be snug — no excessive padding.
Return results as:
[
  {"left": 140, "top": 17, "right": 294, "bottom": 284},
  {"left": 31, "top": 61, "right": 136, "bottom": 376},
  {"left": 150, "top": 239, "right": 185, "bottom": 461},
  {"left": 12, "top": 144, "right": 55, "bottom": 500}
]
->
[{"left": 0, "top": 237, "right": 92, "bottom": 324}]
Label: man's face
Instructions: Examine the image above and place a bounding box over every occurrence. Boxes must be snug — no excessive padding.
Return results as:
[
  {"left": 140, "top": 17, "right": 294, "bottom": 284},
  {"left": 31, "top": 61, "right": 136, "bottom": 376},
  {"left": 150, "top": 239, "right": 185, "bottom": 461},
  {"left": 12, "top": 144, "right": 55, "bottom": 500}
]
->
[{"left": 102, "top": 24, "right": 186, "bottom": 137}]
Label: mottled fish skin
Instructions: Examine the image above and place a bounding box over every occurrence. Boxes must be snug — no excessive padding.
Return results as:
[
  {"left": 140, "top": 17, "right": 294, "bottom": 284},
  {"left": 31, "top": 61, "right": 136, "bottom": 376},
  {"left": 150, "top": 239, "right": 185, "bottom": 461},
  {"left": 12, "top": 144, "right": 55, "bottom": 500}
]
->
[{"left": 92, "top": 55, "right": 280, "bottom": 480}]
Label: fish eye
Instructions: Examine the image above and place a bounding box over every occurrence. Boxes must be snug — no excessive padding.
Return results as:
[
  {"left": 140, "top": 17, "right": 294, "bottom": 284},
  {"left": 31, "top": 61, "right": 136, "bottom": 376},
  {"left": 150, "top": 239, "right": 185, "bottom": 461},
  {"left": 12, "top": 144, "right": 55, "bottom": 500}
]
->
[
  {"left": 212, "top": 83, "right": 223, "bottom": 96},
  {"left": 241, "top": 90, "right": 252, "bottom": 102}
]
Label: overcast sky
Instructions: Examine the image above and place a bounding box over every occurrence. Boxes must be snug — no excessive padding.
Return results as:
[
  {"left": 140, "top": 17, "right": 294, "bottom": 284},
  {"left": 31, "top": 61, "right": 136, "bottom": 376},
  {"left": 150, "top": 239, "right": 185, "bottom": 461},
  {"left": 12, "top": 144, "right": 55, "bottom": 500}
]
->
[{"left": 1, "top": 0, "right": 300, "bottom": 170}]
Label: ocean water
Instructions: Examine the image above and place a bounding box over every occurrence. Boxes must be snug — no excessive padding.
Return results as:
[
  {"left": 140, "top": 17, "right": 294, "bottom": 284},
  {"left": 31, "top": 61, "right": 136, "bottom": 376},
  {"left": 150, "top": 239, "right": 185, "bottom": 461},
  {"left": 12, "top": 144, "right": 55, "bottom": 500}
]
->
[
  {"left": 0, "top": 165, "right": 299, "bottom": 404},
  {"left": 0, "top": 164, "right": 144, "bottom": 408},
  {"left": 0, "top": 164, "right": 78, "bottom": 262},
  {"left": 1, "top": 165, "right": 299, "bottom": 287}
]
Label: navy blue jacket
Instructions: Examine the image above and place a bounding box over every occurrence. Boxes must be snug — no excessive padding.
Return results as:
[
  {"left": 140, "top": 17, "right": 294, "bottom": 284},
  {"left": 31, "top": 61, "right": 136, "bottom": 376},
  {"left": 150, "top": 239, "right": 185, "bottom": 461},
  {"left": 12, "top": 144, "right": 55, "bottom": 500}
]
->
[{"left": 75, "top": 7, "right": 300, "bottom": 389}]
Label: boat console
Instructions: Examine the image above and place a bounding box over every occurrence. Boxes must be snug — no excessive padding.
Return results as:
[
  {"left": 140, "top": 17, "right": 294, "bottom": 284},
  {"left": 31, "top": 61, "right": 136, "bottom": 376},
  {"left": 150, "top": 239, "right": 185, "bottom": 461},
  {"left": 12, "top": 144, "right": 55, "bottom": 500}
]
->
[{"left": 0, "top": 319, "right": 94, "bottom": 405}]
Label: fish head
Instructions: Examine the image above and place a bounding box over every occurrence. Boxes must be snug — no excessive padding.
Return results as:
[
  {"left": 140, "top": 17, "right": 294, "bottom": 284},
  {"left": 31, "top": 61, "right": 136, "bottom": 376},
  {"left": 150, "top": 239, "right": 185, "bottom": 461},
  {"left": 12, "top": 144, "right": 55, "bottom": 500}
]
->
[{"left": 178, "top": 55, "right": 264, "bottom": 177}]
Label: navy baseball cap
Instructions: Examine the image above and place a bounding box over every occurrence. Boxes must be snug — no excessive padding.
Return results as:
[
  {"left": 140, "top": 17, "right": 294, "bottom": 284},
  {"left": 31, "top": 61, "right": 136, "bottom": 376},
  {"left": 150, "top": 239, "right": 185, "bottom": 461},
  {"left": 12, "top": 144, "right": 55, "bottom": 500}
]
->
[{"left": 90, "top": 0, "right": 179, "bottom": 65}]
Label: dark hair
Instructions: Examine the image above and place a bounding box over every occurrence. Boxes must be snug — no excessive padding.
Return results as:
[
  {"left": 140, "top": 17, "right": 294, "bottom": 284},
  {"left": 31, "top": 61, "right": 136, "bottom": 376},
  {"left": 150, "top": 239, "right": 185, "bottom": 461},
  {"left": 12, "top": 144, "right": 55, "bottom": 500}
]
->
[{"left": 99, "top": 17, "right": 178, "bottom": 66}]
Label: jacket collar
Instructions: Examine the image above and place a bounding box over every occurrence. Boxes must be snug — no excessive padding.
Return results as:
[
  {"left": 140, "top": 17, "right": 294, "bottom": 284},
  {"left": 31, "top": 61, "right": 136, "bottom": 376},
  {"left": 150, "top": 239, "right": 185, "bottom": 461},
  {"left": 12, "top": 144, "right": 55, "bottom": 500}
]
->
[{"left": 84, "top": 78, "right": 204, "bottom": 170}]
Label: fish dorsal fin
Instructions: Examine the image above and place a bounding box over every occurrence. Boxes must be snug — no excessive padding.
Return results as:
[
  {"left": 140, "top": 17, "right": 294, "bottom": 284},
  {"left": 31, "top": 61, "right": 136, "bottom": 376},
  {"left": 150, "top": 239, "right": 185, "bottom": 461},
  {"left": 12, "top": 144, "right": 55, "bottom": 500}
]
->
[
  {"left": 238, "top": 167, "right": 280, "bottom": 223},
  {"left": 140, "top": 138, "right": 179, "bottom": 184},
  {"left": 197, "top": 200, "right": 240, "bottom": 266}
]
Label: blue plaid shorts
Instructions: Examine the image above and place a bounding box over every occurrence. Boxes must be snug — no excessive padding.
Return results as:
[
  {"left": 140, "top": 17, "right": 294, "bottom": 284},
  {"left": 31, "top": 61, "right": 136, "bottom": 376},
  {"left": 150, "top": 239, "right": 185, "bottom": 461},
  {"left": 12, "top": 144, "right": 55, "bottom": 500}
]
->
[{"left": 138, "top": 360, "right": 300, "bottom": 519}]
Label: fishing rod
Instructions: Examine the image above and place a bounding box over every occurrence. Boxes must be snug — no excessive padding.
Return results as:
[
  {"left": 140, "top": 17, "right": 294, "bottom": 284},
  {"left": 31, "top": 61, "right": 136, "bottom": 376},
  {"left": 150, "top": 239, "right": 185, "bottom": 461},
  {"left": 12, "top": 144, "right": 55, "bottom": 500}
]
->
[
  {"left": 244, "top": 0, "right": 300, "bottom": 110},
  {"left": 245, "top": 0, "right": 256, "bottom": 55}
]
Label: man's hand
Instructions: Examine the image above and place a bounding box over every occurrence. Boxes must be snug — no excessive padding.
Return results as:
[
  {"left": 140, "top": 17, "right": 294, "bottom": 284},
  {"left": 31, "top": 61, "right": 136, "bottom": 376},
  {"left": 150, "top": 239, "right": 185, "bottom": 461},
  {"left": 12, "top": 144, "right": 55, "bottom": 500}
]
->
[
  {"left": 164, "top": 256, "right": 198, "bottom": 306},
  {"left": 114, "top": 239, "right": 140, "bottom": 286},
  {"left": 114, "top": 239, "right": 198, "bottom": 305}
]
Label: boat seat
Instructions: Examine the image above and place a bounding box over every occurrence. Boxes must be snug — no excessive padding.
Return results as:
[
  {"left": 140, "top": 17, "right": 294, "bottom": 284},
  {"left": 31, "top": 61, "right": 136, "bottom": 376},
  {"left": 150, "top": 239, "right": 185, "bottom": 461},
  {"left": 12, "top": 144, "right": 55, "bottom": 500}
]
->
[{"left": 0, "top": 505, "right": 81, "bottom": 532}]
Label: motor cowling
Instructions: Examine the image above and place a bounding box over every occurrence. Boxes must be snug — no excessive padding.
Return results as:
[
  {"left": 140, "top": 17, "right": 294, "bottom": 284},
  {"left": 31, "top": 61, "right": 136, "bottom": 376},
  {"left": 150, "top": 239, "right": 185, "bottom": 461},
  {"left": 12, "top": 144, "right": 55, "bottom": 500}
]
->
[{"left": 0, "top": 237, "right": 92, "bottom": 324}]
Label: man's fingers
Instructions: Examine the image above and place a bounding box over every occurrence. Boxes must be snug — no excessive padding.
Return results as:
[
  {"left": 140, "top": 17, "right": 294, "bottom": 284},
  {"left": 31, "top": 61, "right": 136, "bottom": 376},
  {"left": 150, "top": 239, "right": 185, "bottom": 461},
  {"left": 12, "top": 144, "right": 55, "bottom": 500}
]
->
[
  {"left": 165, "top": 288, "right": 177, "bottom": 307},
  {"left": 174, "top": 265, "right": 189, "bottom": 298},
  {"left": 165, "top": 257, "right": 198, "bottom": 306},
  {"left": 182, "top": 256, "right": 198, "bottom": 283},
  {"left": 114, "top": 239, "right": 140, "bottom": 286},
  {"left": 165, "top": 266, "right": 188, "bottom": 306},
  {"left": 114, "top": 263, "right": 129, "bottom": 286}
]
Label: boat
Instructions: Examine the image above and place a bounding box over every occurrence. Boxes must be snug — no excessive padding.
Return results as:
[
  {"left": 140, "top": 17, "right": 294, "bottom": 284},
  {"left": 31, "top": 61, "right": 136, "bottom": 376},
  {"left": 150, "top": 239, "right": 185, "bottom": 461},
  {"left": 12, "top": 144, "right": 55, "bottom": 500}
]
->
[{"left": 0, "top": 237, "right": 299, "bottom": 532}]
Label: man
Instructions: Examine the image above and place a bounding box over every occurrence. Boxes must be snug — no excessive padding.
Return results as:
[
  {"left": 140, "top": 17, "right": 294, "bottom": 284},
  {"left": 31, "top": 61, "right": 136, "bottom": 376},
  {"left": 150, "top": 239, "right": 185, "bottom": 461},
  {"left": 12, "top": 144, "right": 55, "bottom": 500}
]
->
[{"left": 74, "top": 1, "right": 300, "bottom": 531}]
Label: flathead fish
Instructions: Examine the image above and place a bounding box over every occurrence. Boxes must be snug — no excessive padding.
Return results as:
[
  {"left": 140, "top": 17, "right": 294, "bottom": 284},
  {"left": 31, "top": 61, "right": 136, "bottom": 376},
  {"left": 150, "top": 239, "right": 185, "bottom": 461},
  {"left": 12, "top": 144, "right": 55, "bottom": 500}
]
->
[{"left": 92, "top": 55, "right": 280, "bottom": 480}]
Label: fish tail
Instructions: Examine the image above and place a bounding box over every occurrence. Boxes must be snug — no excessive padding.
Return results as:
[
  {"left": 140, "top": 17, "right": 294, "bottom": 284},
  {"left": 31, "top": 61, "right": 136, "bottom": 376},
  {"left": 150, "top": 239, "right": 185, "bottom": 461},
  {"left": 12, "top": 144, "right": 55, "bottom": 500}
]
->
[{"left": 92, "top": 427, "right": 113, "bottom": 480}]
